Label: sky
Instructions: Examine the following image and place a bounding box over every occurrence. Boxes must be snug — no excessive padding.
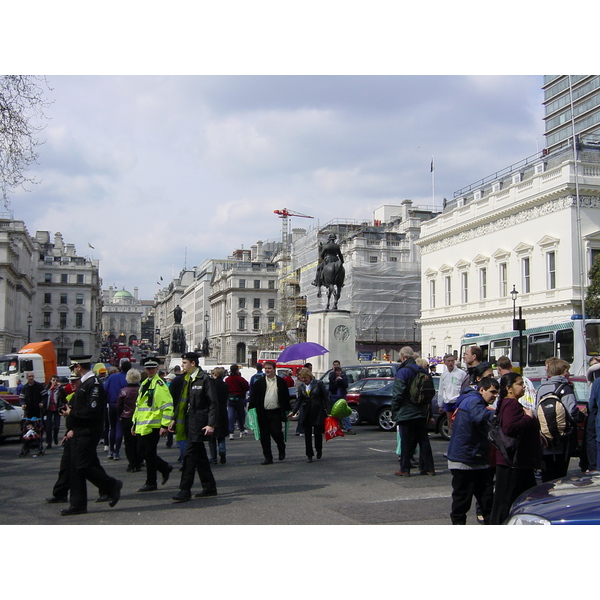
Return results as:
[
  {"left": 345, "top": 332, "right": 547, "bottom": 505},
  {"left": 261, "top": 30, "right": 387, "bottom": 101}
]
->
[{"left": 9, "top": 74, "right": 546, "bottom": 299}]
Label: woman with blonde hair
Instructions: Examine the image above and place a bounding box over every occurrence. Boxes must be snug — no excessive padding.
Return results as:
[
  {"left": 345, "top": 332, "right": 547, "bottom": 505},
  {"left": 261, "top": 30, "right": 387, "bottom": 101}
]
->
[{"left": 291, "top": 367, "right": 329, "bottom": 462}]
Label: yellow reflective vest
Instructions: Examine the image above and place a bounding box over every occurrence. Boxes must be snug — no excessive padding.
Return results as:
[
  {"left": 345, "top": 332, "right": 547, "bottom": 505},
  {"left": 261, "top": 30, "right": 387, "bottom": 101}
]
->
[{"left": 132, "top": 374, "right": 174, "bottom": 435}]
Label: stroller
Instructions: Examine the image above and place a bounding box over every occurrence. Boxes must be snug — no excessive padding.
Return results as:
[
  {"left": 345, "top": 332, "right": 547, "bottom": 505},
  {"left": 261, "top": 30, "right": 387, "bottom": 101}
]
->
[{"left": 19, "top": 417, "right": 45, "bottom": 457}]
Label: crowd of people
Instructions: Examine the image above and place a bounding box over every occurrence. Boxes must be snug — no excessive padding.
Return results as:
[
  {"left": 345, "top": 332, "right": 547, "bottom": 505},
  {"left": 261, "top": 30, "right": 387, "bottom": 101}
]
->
[{"left": 12, "top": 342, "right": 597, "bottom": 523}]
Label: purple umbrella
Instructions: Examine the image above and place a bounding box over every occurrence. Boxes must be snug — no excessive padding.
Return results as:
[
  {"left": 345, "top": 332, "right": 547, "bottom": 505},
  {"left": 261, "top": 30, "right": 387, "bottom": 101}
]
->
[{"left": 277, "top": 342, "right": 329, "bottom": 363}]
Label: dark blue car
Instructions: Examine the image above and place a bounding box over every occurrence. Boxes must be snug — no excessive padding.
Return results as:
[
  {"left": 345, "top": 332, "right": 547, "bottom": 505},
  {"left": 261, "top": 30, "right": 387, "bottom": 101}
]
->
[{"left": 506, "top": 473, "right": 600, "bottom": 525}]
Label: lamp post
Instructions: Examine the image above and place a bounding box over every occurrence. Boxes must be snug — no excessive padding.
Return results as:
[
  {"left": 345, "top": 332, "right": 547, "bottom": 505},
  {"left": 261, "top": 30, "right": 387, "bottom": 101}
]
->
[
  {"left": 203, "top": 311, "right": 210, "bottom": 357},
  {"left": 27, "top": 313, "right": 32, "bottom": 344},
  {"left": 510, "top": 285, "right": 526, "bottom": 374}
]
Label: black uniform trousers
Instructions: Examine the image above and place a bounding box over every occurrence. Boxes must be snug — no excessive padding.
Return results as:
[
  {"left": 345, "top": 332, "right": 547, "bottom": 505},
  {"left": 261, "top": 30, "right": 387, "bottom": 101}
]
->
[
  {"left": 137, "top": 428, "right": 170, "bottom": 486},
  {"left": 257, "top": 409, "right": 286, "bottom": 461},
  {"left": 69, "top": 431, "right": 118, "bottom": 509},
  {"left": 52, "top": 437, "right": 72, "bottom": 499},
  {"left": 179, "top": 439, "right": 217, "bottom": 493}
]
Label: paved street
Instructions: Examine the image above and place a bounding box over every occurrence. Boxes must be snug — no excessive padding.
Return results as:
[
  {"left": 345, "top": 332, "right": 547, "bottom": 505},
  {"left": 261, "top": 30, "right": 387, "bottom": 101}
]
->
[{"left": 0, "top": 423, "right": 469, "bottom": 526}]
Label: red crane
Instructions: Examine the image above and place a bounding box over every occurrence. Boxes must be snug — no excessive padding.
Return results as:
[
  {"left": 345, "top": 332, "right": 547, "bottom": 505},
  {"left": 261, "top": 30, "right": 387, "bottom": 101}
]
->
[{"left": 274, "top": 208, "right": 313, "bottom": 261}]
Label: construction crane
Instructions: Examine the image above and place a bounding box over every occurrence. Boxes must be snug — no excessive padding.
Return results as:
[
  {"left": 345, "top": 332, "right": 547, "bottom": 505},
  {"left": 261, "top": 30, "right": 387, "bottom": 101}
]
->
[{"left": 274, "top": 208, "right": 314, "bottom": 262}]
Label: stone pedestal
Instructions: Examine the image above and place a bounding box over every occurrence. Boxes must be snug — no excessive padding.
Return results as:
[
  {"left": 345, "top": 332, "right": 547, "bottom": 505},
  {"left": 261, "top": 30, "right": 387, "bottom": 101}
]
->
[
  {"left": 165, "top": 324, "right": 186, "bottom": 368},
  {"left": 306, "top": 310, "right": 356, "bottom": 378}
]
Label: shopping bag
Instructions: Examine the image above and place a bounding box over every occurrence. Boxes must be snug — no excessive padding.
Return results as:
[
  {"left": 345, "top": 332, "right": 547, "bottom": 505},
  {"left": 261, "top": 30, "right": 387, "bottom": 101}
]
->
[
  {"left": 247, "top": 407, "right": 261, "bottom": 441},
  {"left": 324, "top": 416, "right": 345, "bottom": 441}
]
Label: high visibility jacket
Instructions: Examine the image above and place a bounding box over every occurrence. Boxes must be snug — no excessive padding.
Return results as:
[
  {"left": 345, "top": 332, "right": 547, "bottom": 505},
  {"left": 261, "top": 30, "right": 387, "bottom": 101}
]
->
[{"left": 132, "top": 374, "right": 173, "bottom": 435}]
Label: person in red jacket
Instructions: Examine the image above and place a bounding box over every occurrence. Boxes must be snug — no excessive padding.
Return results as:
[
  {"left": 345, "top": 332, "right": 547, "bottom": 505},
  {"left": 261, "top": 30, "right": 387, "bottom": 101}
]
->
[
  {"left": 225, "top": 364, "right": 249, "bottom": 439},
  {"left": 490, "top": 372, "right": 541, "bottom": 525}
]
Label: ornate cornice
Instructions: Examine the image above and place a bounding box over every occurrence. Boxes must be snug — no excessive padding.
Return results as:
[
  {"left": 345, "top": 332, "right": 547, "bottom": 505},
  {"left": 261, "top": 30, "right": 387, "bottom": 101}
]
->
[{"left": 419, "top": 195, "right": 600, "bottom": 255}]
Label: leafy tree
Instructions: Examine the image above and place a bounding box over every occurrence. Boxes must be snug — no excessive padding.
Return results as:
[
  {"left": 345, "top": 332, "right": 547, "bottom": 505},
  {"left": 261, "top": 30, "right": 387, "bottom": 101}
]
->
[
  {"left": 585, "top": 255, "right": 600, "bottom": 318},
  {"left": 0, "top": 75, "right": 51, "bottom": 208}
]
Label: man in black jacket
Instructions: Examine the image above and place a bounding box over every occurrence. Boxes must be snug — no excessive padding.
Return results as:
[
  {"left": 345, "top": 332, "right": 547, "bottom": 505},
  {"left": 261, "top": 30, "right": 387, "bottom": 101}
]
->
[
  {"left": 248, "top": 361, "right": 291, "bottom": 465},
  {"left": 21, "top": 372, "right": 45, "bottom": 419},
  {"left": 170, "top": 352, "right": 219, "bottom": 503}
]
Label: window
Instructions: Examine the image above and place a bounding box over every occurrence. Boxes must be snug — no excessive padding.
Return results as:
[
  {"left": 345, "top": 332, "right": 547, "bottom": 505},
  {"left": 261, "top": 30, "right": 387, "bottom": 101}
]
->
[
  {"left": 253, "top": 316, "right": 260, "bottom": 330},
  {"left": 61, "top": 274, "right": 68, "bottom": 284},
  {"left": 430, "top": 280, "right": 436, "bottom": 308},
  {"left": 44, "top": 293, "right": 52, "bottom": 304},
  {"left": 77, "top": 274, "right": 84, "bottom": 284},
  {"left": 253, "top": 298, "right": 261, "bottom": 309},
  {"left": 76, "top": 294, "right": 84, "bottom": 305},
  {"left": 461, "top": 272, "right": 468, "bottom": 303},
  {"left": 268, "top": 298, "right": 275, "bottom": 309},
  {"left": 75, "top": 313, "right": 83, "bottom": 327},
  {"left": 480, "top": 267, "right": 487, "bottom": 300},
  {"left": 238, "top": 317, "right": 246, "bottom": 330},
  {"left": 59, "top": 313, "right": 67, "bottom": 328},
  {"left": 45, "top": 273, "right": 52, "bottom": 283},
  {"left": 369, "top": 256, "right": 378, "bottom": 263},
  {"left": 445, "top": 276, "right": 452, "bottom": 306},
  {"left": 43, "top": 312, "right": 51, "bottom": 327},
  {"left": 238, "top": 297, "right": 246, "bottom": 309},
  {"left": 522, "top": 257, "right": 531, "bottom": 293},
  {"left": 389, "top": 256, "right": 398, "bottom": 262},
  {"left": 253, "top": 280, "right": 260, "bottom": 289},
  {"left": 268, "top": 316, "right": 275, "bottom": 328},
  {"left": 547, "top": 251, "right": 556, "bottom": 289},
  {"left": 499, "top": 262, "right": 508, "bottom": 297},
  {"left": 239, "top": 279, "right": 246, "bottom": 289},
  {"left": 60, "top": 294, "right": 68, "bottom": 304},
  {"left": 268, "top": 280, "right": 275, "bottom": 290}
]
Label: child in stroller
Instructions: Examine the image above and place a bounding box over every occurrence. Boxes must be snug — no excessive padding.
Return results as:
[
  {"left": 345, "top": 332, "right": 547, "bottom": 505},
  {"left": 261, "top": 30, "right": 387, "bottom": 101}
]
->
[{"left": 19, "top": 417, "right": 45, "bottom": 457}]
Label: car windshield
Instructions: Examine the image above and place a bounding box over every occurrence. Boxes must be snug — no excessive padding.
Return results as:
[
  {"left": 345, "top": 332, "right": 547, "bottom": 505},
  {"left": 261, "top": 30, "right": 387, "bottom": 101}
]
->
[{"left": 0, "top": 357, "right": 18, "bottom": 376}]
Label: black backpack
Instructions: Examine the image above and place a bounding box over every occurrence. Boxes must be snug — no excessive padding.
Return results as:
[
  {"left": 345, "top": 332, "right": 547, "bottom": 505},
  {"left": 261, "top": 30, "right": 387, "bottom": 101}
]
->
[{"left": 536, "top": 382, "right": 575, "bottom": 446}]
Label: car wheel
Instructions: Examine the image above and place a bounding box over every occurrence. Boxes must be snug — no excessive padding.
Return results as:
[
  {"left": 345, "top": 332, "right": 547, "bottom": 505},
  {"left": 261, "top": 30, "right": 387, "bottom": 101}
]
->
[
  {"left": 348, "top": 406, "right": 361, "bottom": 426},
  {"left": 377, "top": 408, "right": 396, "bottom": 431},
  {"left": 439, "top": 413, "right": 451, "bottom": 441}
]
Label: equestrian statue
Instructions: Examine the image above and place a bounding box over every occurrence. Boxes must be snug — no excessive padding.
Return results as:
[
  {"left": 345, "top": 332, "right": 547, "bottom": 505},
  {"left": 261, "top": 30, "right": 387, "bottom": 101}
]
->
[{"left": 311, "top": 232, "right": 345, "bottom": 310}]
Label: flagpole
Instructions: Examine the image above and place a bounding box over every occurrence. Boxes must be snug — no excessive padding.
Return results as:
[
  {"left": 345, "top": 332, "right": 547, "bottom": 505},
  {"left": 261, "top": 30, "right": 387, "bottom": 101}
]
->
[{"left": 431, "top": 155, "right": 435, "bottom": 210}]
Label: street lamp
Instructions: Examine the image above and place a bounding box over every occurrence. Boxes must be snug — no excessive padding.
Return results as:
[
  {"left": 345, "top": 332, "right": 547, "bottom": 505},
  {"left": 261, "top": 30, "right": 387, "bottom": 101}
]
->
[
  {"left": 27, "top": 313, "right": 32, "bottom": 344},
  {"left": 510, "top": 285, "right": 519, "bottom": 320},
  {"left": 203, "top": 311, "right": 210, "bottom": 357}
]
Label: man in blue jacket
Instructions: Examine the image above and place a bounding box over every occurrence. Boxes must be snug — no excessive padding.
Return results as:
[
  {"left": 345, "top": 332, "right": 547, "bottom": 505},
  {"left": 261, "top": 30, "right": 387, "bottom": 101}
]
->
[
  {"left": 391, "top": 347, "right": 435, "bottom": 477},
  {"left": 446, "top": 377, "right": 498, "bottom": 525}
]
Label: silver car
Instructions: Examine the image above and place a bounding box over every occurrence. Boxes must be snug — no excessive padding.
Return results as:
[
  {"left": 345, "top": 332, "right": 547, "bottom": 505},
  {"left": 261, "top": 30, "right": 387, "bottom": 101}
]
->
[{"left": 0, "top": 397, "right": 24, "bottom": 440}]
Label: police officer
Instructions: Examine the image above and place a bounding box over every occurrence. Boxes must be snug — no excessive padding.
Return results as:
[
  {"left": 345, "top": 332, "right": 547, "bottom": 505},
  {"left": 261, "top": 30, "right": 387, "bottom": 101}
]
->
[
  {"left": 60, "top": 355, "right": 122, "bottom": 516},
  {"left": 133, "top": 358, "right": 174, "bottom": 492}
]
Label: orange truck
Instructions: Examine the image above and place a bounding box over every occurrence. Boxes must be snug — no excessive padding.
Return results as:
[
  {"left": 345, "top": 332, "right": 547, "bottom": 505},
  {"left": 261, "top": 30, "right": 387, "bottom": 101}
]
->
[{"left": 0, "top": 341, "right": 58, "bottom": 390}]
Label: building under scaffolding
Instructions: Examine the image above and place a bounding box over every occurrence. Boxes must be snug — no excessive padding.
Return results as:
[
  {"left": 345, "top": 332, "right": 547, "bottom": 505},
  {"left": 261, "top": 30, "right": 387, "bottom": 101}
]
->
[{"left": 290, "top": 200, "right": 440, "bottom": 361}]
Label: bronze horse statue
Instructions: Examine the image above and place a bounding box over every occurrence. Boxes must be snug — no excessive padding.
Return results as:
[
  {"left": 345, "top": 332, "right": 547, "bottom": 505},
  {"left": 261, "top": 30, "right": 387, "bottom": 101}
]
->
[
  {"left": 313, "top": 233, "right": 345, "bottom": 310},
  {"left": 319, "top": 260, "right": 345, "bottom": 310}
]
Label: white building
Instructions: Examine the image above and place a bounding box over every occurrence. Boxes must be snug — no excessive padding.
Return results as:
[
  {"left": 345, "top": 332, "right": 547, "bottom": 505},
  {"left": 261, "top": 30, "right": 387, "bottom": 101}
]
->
[
  {"left": 417, "top": 138, "right": 600, "bottom": 361},
  {"left": 101, "top": 286, "right": 143, "bottom": 346},
  {"left": 0, "top": 217, "right": 35, "bottom": 353},
  {"left": 34, "top": 231, "right": 102, "bottom": 364}
]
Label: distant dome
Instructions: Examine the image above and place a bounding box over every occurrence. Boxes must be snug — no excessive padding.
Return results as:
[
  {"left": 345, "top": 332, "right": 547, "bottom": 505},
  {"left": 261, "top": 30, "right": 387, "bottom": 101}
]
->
[{"left": 113, "top": 289, "right": 133, "bottom": 299}]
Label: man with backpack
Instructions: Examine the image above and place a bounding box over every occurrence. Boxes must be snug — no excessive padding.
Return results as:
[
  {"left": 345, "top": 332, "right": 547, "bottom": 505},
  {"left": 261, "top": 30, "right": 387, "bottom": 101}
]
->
[
  {"left": 535, "top": 358, "right": 586, "bottom": 482},
  {"left": 391, "top": 347, "right": 436, "bottom": 477}
]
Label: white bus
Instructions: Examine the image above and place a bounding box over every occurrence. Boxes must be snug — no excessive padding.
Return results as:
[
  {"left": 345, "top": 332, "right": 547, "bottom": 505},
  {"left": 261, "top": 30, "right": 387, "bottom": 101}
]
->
[{"left": 459, "top": 318, "right": 600, "bottom": 378}]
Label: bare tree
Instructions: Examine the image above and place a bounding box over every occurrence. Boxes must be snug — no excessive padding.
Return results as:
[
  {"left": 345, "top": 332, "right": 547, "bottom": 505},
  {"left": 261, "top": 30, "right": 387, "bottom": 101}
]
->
[{"left": 0, "top": 75, "right": 51, "bottom": 209}]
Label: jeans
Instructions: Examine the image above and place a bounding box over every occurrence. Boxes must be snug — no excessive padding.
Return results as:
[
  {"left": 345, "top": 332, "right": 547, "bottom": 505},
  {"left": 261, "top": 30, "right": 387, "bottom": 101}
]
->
[
  {"left": 208, "top": 437, "right": 226, "bottom": 461},
  {"left": 108, "top": 404, "right": 122, "bottom": 456},
  {"left": 44, "top": 410, "right": 61, "bottom": 446},
  {"left": 227, "top": 399, "right": 246, "bottom": 434}
]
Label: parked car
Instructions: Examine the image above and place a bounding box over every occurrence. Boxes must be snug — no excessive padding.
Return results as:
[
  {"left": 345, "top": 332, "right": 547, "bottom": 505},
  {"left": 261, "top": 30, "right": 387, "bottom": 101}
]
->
[
  {"left": 0, "top": 397, "right": 24, "bottom": 440},
  {"left": 319, "top": 363, "right": 402, "bottom": 387},
  {"left": 345, "top": 375, "right": 448, "bottom": 437},
  {"left": 506, "top": 473, "right": 600, "bottom": 525},
  {"left": 345, "top": 377, "right": 394, "bottom": 425}
]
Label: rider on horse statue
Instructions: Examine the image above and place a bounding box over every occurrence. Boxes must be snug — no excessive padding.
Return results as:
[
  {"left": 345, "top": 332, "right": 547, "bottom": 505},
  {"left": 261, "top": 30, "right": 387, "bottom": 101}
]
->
[{"left": 312, "top": 233, "right": 345, "bottom": 309}]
